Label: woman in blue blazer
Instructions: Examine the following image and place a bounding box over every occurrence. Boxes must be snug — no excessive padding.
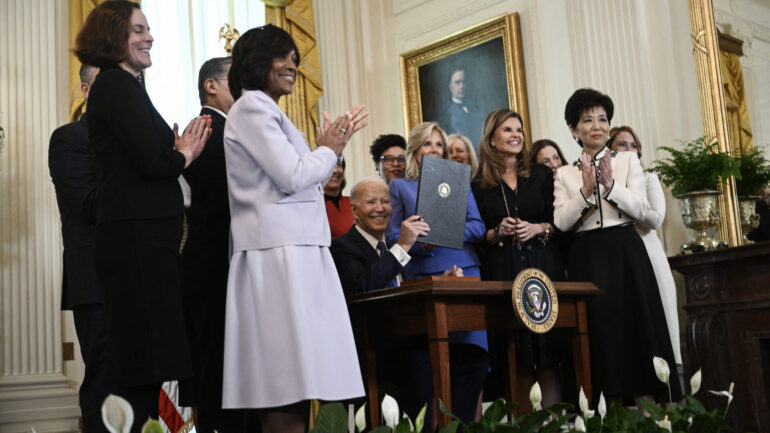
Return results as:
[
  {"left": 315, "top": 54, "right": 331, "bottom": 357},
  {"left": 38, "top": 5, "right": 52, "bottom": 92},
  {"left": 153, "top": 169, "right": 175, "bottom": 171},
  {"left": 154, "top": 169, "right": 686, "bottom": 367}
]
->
[{"left": 386, "top": 121, "right": 487, "bottom": 428}]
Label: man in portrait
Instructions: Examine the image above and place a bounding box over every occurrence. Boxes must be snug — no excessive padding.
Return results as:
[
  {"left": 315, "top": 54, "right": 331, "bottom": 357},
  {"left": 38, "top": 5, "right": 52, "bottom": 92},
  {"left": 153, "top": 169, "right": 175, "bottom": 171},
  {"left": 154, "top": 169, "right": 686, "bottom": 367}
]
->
[{"left": 441, "top": 68, "right": 482, "bottom": 144}]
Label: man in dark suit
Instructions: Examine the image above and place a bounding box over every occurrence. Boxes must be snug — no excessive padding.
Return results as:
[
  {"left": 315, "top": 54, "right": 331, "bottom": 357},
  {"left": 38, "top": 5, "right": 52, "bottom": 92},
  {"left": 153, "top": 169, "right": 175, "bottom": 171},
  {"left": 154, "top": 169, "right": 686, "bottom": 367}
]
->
[
  {"left": 179, "top": 57, "right": 254, "bottom": 432},
  {"left": 441, "top": 68, "right": 481, "bottom": 144},
  {"left": 332, "top": 178, "right": 489, "bottom": 430},
  {"left": 330, "top": 177, "right": 428, "bottom": 295},
  {"left": 49, "top": 64, "right": 110, "bottom": 433}
]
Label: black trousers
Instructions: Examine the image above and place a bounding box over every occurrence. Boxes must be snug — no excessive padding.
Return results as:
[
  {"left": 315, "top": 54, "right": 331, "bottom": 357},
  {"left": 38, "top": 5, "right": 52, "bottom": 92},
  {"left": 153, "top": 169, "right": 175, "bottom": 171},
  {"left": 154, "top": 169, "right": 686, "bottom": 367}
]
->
[{"left": 72, "top": 303, "right": 111, "bottom": 433}]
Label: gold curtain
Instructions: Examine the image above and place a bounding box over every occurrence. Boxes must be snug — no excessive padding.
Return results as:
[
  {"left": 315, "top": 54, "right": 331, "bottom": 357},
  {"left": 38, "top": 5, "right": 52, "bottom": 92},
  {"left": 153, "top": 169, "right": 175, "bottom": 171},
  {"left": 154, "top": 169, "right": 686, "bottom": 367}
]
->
[
  {"left": 68, "top": 0, "right": 109, "bottom": 121},
  {"left": 263, "top": 0, "right": 323, "bottom": 148},
  {"left": 719, "top": 49, "right": 753, "bottom": 155}
]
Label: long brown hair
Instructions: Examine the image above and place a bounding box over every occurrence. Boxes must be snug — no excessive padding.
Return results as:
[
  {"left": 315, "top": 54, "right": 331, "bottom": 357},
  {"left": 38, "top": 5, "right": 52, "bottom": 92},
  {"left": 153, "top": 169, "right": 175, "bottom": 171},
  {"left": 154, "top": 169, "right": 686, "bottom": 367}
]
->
[
  {"left": 476, "top": 109, "right": 531, "bottom": 188},
  {"left": 609, "top": 125, "right": 643, "bottom": 160}
]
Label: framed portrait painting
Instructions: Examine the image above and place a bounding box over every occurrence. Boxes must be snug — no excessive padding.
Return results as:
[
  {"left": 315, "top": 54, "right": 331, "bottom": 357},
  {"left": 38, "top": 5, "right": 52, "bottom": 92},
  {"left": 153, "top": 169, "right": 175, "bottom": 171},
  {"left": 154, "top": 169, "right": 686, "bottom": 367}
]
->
[{"left": 400, "top": 13, "right": 530, "bottom": 150}]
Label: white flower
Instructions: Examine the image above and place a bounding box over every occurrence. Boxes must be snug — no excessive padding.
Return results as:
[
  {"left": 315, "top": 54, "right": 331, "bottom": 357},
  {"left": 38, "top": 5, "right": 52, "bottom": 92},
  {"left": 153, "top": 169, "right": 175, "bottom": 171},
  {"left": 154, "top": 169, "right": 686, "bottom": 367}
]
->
[
  {"left": 708, "top": 382, "right": 735, "bottom": 404},
  {"left": 657, "top": 415, "right": 672, "bottom": 431},
  {"left": 381, "top": 394, "right": 399, "bottom": 428},
  {"left": 578, "top": 387, "right": 594, "bottom": 418},
  {"left": 529, "top": 381, "right": 542, "bottom": 410},
  {"left": 690, "top": 369, "right": 702, "bottom": 395},
  {"left": 653, "top": 356, "right": 670, "bottom": 384},
  {"left": 597, "top": 392, "right": 606, "bottom": 419},
  {"left": 101, "top": 394, "right": 134, "bottom": 433},
  {"left": 415, "top": 404, "right": 427, "bottom": 433},
  {"left": 574, "top": 415, "right": 586, "bottom": 432},
  {"left": 402, "top": 413, "right": 414, "bottom": 430},
  {"left": 354, "top": 403, "right": 366, "bottom": 433}
]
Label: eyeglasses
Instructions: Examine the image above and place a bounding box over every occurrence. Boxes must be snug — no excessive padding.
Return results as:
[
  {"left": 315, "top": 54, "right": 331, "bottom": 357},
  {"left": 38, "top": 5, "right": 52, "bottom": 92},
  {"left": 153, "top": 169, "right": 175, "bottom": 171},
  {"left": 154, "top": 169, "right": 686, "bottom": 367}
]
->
[{"left": 379, "top": 156, "right": 406, "bottom": 165}]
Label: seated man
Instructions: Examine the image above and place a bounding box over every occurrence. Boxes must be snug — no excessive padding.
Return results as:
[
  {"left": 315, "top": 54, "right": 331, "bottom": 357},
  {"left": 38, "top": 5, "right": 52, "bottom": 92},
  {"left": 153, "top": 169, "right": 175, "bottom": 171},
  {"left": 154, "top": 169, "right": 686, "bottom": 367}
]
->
[{"left": 331, "top": 177, "right": 486, "bottom": 429}]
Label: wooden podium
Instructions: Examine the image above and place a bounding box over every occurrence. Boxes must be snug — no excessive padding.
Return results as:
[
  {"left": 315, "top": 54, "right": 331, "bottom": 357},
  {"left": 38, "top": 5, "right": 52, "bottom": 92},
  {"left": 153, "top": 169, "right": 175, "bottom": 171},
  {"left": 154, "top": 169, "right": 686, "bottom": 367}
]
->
[
  {"left": 346, "top": 276, "right": 602, "bottom": 427},
  {"left": 669, "top": 242, "right": 770, "bottom": 433}
]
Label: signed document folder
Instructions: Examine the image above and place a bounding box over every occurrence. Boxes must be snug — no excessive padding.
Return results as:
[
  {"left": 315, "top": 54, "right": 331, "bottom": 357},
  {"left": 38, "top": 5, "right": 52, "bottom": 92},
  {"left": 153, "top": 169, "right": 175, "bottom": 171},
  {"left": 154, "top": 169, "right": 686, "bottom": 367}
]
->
[{"left": 415, "top": 156, "right": 471, "bottom": 249}]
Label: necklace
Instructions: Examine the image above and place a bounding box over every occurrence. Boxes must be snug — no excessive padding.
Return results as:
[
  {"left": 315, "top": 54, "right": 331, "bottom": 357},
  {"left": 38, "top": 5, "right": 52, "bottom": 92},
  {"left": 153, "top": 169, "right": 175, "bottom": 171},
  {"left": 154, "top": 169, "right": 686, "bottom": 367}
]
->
[{"left": 500, "top": 182, "right": 521, "bottom": 249}]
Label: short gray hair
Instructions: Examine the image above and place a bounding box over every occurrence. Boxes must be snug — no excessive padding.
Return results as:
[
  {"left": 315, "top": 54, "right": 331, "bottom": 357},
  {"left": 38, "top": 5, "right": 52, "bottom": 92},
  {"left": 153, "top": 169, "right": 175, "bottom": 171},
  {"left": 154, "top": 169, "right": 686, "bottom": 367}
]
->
[{"left": 350, "top": 176, "right": 387, "bottom": 204}]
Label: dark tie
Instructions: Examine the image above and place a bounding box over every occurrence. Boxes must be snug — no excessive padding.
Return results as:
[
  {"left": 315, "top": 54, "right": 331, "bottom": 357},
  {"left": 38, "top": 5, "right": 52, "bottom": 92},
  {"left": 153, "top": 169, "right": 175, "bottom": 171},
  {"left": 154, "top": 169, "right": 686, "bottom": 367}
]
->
[{"left": 377, "top": 242, "right": 399, "bottom": 288}]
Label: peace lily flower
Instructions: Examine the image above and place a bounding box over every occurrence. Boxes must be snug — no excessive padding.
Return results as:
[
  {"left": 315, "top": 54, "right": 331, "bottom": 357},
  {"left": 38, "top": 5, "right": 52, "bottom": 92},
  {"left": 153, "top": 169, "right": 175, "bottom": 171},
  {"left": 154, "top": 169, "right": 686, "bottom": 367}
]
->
[
  {"left": 101, "top": 394, "right": 134, "bottom": 433},
  {"left": 597, "top": 392, "right": 606, "bottom": 419},
  {"left": 381, "top": 393, "right": 399, "bottom": 428},
  {"left": 578, "top": 387, "right": 594, "bottom": 418},
  {"left": 653, "top": 356, "right": 670, "bottom": 384},
  {"left": 402, "top": 413, "right": 414, "bottom": 430},
  {"left": 574, "top": 415, "right": 586, "bottom": 432},
  {"left": 415, "top": 404, "right": 427, "bottom": 433},
  {"left": 140, "top": 419, "right": 164, "bottom": 433},
  {"left": 529, "top": 381, "right": 542, "bottom": 410},
  {"left": 354, "top": 403, "right": 366, "bottom": 433},
  {"left": 690, "top": 369, "right": 702, "bottom": 395},
  {"left": 708, "top": 382, "right": 734, "bottom": 404},
  {"left": 657, "top": 415, "right": 672, "bottom": 431}
]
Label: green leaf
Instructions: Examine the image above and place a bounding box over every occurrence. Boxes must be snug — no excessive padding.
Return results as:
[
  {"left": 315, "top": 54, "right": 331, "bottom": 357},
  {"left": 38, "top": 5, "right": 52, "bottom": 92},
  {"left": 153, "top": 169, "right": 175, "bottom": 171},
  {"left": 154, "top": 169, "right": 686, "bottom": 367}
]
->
[
  {"left": 313, "top": 403, "right": 348, "bottom": 433},
  {"left": 394, "top": 417, "right": 412, "bottom": 433},
  {"left": 636, "top": 399, "right": 665, "bottom": 420},
  {"left": 438, "top": 399, "right": 464, "bottom": 425},
  {"left": 438, "top": 421, "right": 460, "bottom": 433},
  {"left": 481, "top": 398, "right": 516, "bottom": 426},
  {"left": 369, "top": 427, "right": 392, "bottom": 433}
]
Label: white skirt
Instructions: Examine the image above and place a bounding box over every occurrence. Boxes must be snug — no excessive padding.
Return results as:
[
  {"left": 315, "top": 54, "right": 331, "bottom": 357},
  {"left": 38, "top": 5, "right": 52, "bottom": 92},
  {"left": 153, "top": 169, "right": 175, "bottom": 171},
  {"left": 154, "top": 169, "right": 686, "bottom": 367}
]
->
[
  {"left": 222, "top": 245, "right": 365, "bottom": 408},
  {"left": 638, "top": 228, "right": 682, "bottom": 364}
]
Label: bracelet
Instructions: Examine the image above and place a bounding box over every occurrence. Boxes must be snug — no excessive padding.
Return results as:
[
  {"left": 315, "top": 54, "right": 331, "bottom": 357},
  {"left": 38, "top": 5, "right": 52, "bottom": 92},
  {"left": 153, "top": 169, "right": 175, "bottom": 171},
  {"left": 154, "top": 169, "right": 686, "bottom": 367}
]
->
[
  {"left": 539, "top": 223, "right": 552, "bottom": 245},
  {"left": 493, "top": 225, "right": 501, "bottom": 241}
]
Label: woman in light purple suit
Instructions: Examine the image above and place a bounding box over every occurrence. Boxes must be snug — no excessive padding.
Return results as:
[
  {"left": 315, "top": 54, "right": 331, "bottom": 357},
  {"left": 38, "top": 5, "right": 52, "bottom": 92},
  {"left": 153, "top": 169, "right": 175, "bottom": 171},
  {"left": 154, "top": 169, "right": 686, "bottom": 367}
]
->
[{"left": 221, "top": 25, "right": 367, "bottom": 432}]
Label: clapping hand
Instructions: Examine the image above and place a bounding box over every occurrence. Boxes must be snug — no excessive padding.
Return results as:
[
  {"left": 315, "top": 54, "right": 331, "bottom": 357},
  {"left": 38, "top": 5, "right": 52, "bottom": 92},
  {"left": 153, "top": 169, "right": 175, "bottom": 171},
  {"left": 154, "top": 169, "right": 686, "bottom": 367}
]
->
[
  {"left": 316, "top": 105, "right": 369, "bottom": 155},
  {"left": 174, "top": 115, "right": 212, "bottom": 168},
  {"left": 580, "top": 153, "right": 596, "bottom": 198},
  {"left": 598, "top": 152, "right": 613, "bottom": 192}
]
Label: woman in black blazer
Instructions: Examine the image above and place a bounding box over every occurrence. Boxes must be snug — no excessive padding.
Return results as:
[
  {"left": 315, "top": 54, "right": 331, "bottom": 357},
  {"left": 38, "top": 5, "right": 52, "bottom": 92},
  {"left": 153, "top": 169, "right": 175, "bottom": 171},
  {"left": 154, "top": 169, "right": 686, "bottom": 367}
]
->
[{"left": 75, "top": 1, "right": 210, "bottom": 428}]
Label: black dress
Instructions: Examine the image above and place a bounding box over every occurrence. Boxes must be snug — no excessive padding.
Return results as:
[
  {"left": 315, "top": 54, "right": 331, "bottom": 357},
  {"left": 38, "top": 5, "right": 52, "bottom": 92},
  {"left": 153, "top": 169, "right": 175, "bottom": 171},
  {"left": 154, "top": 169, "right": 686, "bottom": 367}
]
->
[
  {"left": 472, "top": 164, "right": 564, "bottom": 282},
  {"left": 472, "top": 164, "right": 568, "bottom": 393}
]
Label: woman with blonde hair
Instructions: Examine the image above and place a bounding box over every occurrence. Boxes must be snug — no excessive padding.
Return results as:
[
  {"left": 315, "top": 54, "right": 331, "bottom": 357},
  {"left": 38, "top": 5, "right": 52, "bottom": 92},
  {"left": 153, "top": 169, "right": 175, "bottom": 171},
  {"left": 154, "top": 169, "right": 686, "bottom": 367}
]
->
[
  {"left": 386, "top": 121, "right": 488, "bottom": 428},
  {"left": 448, "top": 133, "right": 479, "bottom": 179},
  {"left": 608, "top": 125, "right": 681, "bottom": 366},
  {"left": 471, "top": 108, "right": 565, "bottom": 406}
]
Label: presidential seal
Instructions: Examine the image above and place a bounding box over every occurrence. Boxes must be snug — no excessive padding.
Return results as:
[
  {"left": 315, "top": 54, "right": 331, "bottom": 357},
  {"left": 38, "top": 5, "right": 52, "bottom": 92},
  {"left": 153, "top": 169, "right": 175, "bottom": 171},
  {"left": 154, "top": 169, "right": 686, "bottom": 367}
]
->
[
  {"left": 437, "top": 182, "right": 451, "bottom": 198},
  {"left": 512, "top": 268, "right": 558, "bottom": 333}
]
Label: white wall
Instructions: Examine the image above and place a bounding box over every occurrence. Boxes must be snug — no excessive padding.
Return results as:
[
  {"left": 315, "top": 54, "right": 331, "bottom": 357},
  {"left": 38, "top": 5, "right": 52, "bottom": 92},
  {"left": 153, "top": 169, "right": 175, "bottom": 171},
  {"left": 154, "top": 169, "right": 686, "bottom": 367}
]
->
[{"left": 314, "top": 0, "right": 704, "bottom": 255}]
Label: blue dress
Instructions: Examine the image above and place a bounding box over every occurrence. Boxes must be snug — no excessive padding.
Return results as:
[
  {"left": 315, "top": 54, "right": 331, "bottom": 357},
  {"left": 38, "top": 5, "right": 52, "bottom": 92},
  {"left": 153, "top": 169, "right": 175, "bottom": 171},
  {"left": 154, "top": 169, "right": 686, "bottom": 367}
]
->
[{"left": 386, "top": 178, "right": 487, "bottom": 349}]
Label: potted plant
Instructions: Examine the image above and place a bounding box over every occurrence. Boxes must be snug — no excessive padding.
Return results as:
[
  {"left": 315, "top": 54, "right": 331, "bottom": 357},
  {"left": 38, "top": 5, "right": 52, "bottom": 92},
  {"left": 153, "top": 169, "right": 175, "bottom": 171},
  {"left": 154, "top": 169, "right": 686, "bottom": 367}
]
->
[
  {"left": 649, "top": 136, "right": 741, "bottom": 253},
  {"left": 733, "top": 146, "right": 770, "bottom": 242}
]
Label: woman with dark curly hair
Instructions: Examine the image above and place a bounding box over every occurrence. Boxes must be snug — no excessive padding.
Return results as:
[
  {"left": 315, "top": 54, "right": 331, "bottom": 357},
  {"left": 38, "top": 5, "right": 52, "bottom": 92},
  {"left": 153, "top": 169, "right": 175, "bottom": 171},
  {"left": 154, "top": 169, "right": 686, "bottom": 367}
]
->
[
  {"left": 74, "top": 1, "right": 211, "bottom": 429},
  {"left": 553, "top": 88, "right": 680, "bottom": 405},
  {"left": 221, "top": 24, "right": 367, "bottom": 432}
]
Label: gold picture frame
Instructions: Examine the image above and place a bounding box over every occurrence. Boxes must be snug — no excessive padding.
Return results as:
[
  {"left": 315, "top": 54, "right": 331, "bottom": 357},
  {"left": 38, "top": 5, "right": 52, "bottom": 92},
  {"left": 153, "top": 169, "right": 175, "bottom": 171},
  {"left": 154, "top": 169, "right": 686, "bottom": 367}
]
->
[{"left": 400, "top": 13, "right": 530, "bottom": 147}]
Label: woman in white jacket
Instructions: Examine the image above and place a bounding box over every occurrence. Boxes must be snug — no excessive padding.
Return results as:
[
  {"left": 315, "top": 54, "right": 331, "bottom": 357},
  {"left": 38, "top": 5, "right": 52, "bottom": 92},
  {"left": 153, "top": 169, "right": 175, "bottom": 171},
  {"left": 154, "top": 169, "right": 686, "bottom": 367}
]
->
[
  {"left": 609, "top": 126, "right": 681, "bottom": 365},
  {"left": 553, "top": 88, "right": 680, "bottom": 405}
]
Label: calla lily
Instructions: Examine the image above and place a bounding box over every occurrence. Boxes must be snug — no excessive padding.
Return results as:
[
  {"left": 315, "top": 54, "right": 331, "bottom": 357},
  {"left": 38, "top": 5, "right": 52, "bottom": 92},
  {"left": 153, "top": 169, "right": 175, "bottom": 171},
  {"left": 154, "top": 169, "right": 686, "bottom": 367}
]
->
[
  {"left": 140, "top": 418, "right": 164, "bottom": 433},
  {"left": 574, "top": 415, "right": 586, "bottom": 432},
  {"left": 354, "top": 403, "right": 366, "bottom": 433},
  {"left": 415, "top": 404, "right": 427, "bottom": 433},
  {"left": 708, "top": 382, "right": 735, "bottom": 404},
  {"left": 690, "top": 369, "right": 702, "bottom": 395},
  {"left": 653, "top": 356, "right": 670, "bottom": 384},
  {"left": 529, "top": 381, "right": 542, "bottom": 410},
  {"left": 657, "top": 415, "right": 672, "bottom": 431},
  {"left": 578, "top": 387, "right": 594, "bottom": 418},
  {"left": 597, "top": 392, "right": 606, "bottom": 419},
  {"left": 101, "top": 394, "right": 134, "bottom": 433},
  {"left": 381, "top": 393, "right": 399, "bottom": 428},
  {"left": 402, "top": 413, "right": 414, "bottom": 430}
]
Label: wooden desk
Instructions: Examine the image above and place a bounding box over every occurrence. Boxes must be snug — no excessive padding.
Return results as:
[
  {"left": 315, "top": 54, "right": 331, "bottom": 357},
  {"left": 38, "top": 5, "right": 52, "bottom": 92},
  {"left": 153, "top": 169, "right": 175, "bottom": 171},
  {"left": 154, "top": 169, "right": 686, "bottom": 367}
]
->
[
  {"left": 669, "top": 242, "right": 770, "bottom": 433},
  {"left": 347, "top": 276, "right": 601, "bottom": 427}
]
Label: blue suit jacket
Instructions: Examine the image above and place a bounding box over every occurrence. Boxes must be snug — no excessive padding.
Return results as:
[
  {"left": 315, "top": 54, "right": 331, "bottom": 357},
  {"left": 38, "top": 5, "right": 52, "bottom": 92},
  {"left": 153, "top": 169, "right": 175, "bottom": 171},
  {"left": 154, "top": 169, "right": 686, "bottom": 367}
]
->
[
  {"left": 386, "top": 178, "right": 485, "bottom": 279},
  {"left": 330, "top": 226, "right": 403, "bottom": 296}
]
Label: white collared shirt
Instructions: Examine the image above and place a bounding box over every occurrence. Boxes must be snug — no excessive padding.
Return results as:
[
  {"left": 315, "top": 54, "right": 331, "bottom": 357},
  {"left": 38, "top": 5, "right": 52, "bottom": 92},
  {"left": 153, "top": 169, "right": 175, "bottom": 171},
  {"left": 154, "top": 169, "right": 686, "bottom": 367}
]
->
[
  {"left": 355, "top": 225, "right": 410, "bottom": 286},
  {"left": 202, "top": 105, "right": 227, "bottom": 118}
]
